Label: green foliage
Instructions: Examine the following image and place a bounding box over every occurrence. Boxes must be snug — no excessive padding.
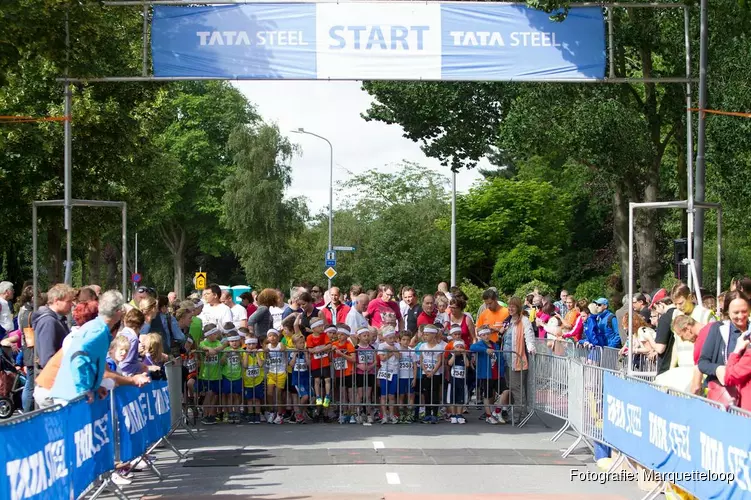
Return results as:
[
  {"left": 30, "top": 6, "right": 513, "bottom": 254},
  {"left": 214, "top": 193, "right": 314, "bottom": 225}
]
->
[
  {"left": 460, "top": 278, "right": 486, "bottom": 316},
  {"left": 223, "top": 123, "right": 306, "bottom": 289},
  {"left": 574, "top": 277, "right": 611, "bottom": 303},
  {"left": 514, "top": 279, "right": 553, "bottom": 299}
]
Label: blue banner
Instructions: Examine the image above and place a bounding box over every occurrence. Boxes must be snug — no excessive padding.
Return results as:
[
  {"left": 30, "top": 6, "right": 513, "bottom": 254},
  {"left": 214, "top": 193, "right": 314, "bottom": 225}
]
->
[
  {"left": 115, "top": 380, "right": 172, "bottom": 462},
  {"left": 603, "top": 372, "right": 751, "bottom": 499},
  {"left": 152, "top": 3, "right": 605, "bottom": 81},
  {"left": 67, "top": 396, "right": 115, "bottom": 498},
  {"left": 0, "top": 405, "right": 71, "bottom": 500}
]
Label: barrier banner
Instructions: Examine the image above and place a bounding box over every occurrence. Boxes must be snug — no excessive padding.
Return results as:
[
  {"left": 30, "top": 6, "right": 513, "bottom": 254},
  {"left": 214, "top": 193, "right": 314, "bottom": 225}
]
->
[
  {"left": 0, "top": 406, "right": 71, "bottom": 500},
  {"left": 115, "top": 380, "right": 172, "bottom": 462},
  {"left": 152, "top": 3, "right": 605, "bottom": 80},
  {"left": 603, "top": 372, "right": 751, "bottom": 499},
  {"left": 67, "top": 395, "right": 115, "bottom": 498}
]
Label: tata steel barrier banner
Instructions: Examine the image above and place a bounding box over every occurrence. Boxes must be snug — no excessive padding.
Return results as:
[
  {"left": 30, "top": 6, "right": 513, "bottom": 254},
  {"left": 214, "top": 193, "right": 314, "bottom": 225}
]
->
[
  {"left": 0, "top": 395, "right": 114, "bottom": 500},
  {"left": 603, "top": 372, "right": 751, "bottom": 499},
  {"left": 152, "top": 3, "right": 606, "bottom": 80},
  {"left": 115, "top": 379, "right": 172, "bottom": 462}
]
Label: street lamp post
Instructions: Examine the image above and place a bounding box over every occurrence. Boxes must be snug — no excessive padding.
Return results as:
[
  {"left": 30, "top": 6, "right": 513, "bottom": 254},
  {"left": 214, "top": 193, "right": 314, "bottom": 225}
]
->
[{"left": 292, "top": 128, "right": 334, "bottom": 289}]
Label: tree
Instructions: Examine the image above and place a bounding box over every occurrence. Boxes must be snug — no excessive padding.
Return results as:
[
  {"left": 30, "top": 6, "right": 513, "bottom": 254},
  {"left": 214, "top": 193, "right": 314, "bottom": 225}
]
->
[{"left": 223, "top": 123, "right": 307, "bottom": 289}]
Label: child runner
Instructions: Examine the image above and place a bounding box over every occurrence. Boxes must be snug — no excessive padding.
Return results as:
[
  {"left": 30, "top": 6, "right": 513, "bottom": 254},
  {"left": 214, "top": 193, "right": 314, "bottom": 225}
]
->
[
  {"left": 302, "top": 317, "right": 332, "bottom": 411},
  {"left": 280, "top": 314, "right": 297, "bottom": 421},
  {"left": 332, "top": 323, "right": 357, "bottom": 424},
  {"left": 419, "top": 325, "right": 444, "bottom": 424},
  {"left": 355, "top": 326, "right": 377, "bottom": 424},
  {"left": 221, "top": 332, "right": 244, "bottom": 423},
  {"left": 264, "top": 328, "right": 287, "bottom": 425},
  {"left": 447, "top": 339, "right": 468, "bottom": 424},
  {"left": 198, "top": 323, "right": 223, "bottom": 425},
  {"left": 242, "top": 336, "right": 265, "bottom": 424},
  {"left": 397, "top": 332, "right": 418, "bottom": 423},
  {"left": 470, "top": 326, "right": 504, "bottom": 424},
  {"left": 288, "top": 333, "right": 311, "bottom": 424},
  {"left": 377, "top": 327, "right": 400, "bottom": 424}
]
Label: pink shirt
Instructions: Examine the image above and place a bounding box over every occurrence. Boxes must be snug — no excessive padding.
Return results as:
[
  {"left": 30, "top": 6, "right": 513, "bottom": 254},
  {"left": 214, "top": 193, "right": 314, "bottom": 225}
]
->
[{"left": 366, "top": 298, "right": 402, "bottom": 329}]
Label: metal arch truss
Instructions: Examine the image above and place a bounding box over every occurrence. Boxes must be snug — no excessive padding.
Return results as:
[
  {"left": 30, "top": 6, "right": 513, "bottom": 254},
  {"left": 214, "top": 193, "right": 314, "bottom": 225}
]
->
[
  {"left": 626, "top": 199, "right": 722, "bottom": 378},
  {"left": 32, "top": 199, "right": 128, "bottom": 309}
]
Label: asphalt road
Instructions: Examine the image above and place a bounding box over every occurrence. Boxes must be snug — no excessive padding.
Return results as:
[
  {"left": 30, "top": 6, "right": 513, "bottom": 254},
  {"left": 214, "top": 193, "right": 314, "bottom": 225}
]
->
[{"left": 105, "top": 412, "right": 646, "bottom": 500}]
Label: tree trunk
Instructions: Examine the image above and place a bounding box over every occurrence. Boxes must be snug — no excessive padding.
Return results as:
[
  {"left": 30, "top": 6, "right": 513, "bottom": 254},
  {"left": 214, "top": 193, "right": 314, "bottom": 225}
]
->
[
  {"left": 88, "top": 238, "right": 101, "bottom": 287},
  {"left": 47, "top": 224, "right": 62, "bottom": 285},
  {"left": 613, "top": 184, "right": 631, "bottom": 293},
  {"left": 159, "top": 223, "right": 187, "bottom": 300}
]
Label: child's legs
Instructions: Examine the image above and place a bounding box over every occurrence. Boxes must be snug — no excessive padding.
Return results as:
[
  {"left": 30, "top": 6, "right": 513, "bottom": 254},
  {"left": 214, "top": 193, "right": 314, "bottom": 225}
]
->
[
  {"left": 314, "top": 376, "right": 322, "bottom": 398},
  {"left": 324, "top": 376, "right": 331, "bottom": 396}
]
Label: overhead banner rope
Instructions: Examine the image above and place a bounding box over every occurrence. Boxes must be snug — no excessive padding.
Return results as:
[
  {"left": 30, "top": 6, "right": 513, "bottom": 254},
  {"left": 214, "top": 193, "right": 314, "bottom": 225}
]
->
[{"left": 688, "top": 108, "right": 751, "bottom": 118}]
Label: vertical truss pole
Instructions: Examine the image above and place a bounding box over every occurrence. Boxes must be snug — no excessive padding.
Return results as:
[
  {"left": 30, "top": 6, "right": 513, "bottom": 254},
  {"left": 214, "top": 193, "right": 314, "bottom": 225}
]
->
[
  {"left": 684, "top": 6, "right": 695, "bottom": 292},
  {"left": 607, "top": 7, "right": 615, "bottom": 79},
  {"left": 693, "top": 0, "right": 708, "bottom": 286}
]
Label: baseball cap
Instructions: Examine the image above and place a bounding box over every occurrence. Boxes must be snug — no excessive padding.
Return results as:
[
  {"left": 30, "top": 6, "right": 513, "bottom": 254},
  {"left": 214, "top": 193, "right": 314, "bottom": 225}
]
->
[
  {"left": 594, "top": 298, "right": 609, "bottom": 306},
  {"left": 649, "top": 289, "right": 668, "bottom": 309}
]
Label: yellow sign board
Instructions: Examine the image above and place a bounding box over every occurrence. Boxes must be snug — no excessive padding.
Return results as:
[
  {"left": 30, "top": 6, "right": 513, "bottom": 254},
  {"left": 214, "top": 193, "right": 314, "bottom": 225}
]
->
[
  {"left": 195, "top": 272, "right": 207, "bottom": 290},
  {"left": 324, "top": 267, "right": 337, "bottom": 280}
]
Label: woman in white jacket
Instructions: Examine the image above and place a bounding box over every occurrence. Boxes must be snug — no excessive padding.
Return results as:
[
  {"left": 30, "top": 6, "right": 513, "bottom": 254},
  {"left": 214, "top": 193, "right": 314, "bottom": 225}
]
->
[{"left": 501, "top": 297, "right": 536, "bottom": 413}]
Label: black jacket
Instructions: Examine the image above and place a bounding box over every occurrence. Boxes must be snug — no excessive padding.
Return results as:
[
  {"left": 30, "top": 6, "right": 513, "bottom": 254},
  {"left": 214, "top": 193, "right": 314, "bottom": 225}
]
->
[
  {"left": 699, "top": 320, "right": 742, "bottom": 384},
  {"left": 31, "top": 306, "right": 68, "bottom": 368}
]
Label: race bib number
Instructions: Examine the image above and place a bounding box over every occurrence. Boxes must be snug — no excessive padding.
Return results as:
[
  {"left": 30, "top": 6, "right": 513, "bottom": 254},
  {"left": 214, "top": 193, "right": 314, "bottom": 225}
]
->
[
  {"left": 294, "top": 359, "right": 307, "bottom": 372},
  {"left": 451, "top": 366, "right": 466, "bottom": 379},
  {"left": 185, "top": 359, "right": 196, "bottom": 372},
  {"left": 246, "top": 366, "right": 260, "bottom": 378},
  {"left": 267, "top": 355, "right": 283, "bottom": 366},
  {"left": 423, "top": 362, "right": 435, "bottom": 372},
  {"left": 334, "top": 358, "right": 347, "bottom": 371},
  {"left": 227, "top": 354, "right": 240, "bottom": 366},
  {"left": 377, "top": 370, "right": 393, "bottom": 381},
  {"left": 313, "top": 352, "right": 327, "bottom": 360},
  {"left": 358, "top": 352, "right": 374, "bottom": 364},
  {"left": 399, "top": 360, "right": 412, "bottom": 371},
  {"left": 204, "top": 355, "right": 218, "bottom": 364}
]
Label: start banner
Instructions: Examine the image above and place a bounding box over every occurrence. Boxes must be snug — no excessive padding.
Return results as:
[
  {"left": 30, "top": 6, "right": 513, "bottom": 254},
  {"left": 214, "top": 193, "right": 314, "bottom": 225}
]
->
[
  {"left": 603, "top": 372, "right": 751, "bottom": 499},
  {"left": 152, "top": 3, "right": 606, "bottom": 81}
]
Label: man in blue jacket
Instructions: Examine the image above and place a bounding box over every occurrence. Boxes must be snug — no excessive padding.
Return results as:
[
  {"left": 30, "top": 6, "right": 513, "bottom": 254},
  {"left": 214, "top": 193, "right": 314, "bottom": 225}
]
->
[{"left": 594, "top": 298, "right": 621, "bottom": 349}]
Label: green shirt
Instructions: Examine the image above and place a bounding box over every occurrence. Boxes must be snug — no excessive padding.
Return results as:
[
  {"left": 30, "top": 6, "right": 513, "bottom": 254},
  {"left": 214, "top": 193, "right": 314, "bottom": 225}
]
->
[
  {"left": 199, "top": 340, "right": 223, "bottom": 380},
  {"left": 222, "top": 348, "right": 244, "bottom": 381}
]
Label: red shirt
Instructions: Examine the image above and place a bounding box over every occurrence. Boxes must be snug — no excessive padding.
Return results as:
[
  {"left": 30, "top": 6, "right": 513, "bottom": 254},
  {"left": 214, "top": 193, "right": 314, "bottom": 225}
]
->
[
  {"left": 366, "top": 298, "right": 402, "bottom": 328},
  {"left": 445, "top": 313, "right": 472, "bottom": 347},
  {"left": 693, "top": 323, "right": 715, "bottom": 365},
  {"left": 246, "top": 303, "right": 258, "bottom": 319},
  {"left": 417, "top": 311, "right": 437, "bottom": 327},
  {"left": 725, "top": 349, "right": 751, "bottom": 410},
  {"left": 306, "top": 333, "right": 331, "bottom": 370}
]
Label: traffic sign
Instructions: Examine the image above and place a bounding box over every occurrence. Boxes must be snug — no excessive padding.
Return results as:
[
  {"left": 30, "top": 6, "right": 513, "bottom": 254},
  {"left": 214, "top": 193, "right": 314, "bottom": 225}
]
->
[
  {"left": 324, "top": 267, "right": 337, "bottom": 280},
  {"left": 325, "top": 250, "right": 336, "bottom": 267},
  {"left": 195, "top": 272, "right": 207, "bottom": 290},
  {"left": 131, "top": 273, "right": 142, "bottom": 284},
  {"left": 333, "top": 246, "right": 356, "bottom": 252}
]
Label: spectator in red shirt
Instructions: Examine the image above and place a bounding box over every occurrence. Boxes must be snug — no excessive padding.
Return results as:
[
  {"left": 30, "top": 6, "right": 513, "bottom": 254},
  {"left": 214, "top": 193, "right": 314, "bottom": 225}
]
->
[
  {"left": 241, "top": 291, "right": 257, "bottom": 319},
  {"left": 321, "top": 287, "right": 351, "bottom": 325},
  {"left": 417, "top": 294, "right": 437, "bottom": 328},
  {"left": 365, "top": 285, "right": 403, "bottom": 330}
]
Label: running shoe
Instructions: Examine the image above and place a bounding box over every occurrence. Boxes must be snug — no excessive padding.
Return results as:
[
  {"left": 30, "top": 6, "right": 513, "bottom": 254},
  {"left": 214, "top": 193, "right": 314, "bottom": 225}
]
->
[
  {"left": 273, "top": 414, "right": 283, "bottom": 425},
  {"left": 457, "top": 415, "right": 466, "bottom": 424},
  {"left": 349, "top": 415, "right": 357, "bottom": 424},
  {"left": 450, "top": 416, "right": 458, "bottom": 424},
  {"left": 315, "top": 397, "right": 323, "bottom": 406},
  {"left": 486, "top": 415, "right": 499, "bottom": 425},
  {"left": 323, "top": 395, "right": 331, "bottom": 408}
]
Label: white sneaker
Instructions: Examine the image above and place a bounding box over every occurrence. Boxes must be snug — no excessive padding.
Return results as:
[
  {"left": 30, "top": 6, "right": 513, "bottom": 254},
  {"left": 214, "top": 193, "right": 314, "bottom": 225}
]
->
[
  {"left": 457, "top": 416, "right": 466, "bottom": 424},
  {"left": 450, "top": 416, "right": 458, "bottom": 424},
  {"left": 266, "top": 412, "right": 275, "bottom": 424},
  {"left": 492, "top": 410, "right": 506, "bottom": 424},
  {"left": 367, "top": 415, "right": 374, "bottom": 424},
  {"left": 390, "top": 415, "right": 399, "bottom": 424},
  {"left": 273, "top": 415, "right": 283, "bottom": 425},
  {"left": 486, "top": 415, "right": 499, "bottom": 425},
  {"left": 130, "top": 459, "right": 148, "bottom": 471},
  {"left": 111, "top": 472, "right": 132, "bottom": 486}
]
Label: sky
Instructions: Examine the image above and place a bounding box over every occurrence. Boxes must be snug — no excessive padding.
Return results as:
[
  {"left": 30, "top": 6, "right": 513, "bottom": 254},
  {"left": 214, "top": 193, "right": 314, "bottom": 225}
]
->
[{"left": 232, "top": 80, "right": 486, "bottom": 215}]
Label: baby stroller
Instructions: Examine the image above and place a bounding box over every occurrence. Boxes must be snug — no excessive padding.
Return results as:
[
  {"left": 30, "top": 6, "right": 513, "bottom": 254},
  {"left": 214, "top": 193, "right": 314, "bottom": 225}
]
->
[{"left": 0, "top": 348, "right": 24, "bottom": 419}]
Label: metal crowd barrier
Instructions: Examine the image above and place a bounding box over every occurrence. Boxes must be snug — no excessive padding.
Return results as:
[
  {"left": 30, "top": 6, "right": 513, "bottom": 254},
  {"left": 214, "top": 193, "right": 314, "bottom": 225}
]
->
[{"left": 181, "top": 347, "right": 529, "bottom": 426}]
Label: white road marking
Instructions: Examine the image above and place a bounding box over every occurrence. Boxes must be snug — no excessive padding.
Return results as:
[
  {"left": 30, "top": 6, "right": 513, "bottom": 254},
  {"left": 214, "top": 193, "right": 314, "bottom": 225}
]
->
[
  {"left": 373, "top": 441, "right": 385, "bottom": 450},
  {"left": 385, "top": 472, "right": 401, "bottom": 485}
]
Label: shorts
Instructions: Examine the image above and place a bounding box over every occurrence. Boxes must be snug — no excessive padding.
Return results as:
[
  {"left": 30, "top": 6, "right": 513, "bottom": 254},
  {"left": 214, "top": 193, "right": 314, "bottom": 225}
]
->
[
  {"left": 334, "top": 372, "right": 354, "bottom": 388},
  {"left": 446, "top": 379, "right": 467, "bottom": 405},
  {"left": 398, "top": 378, "right": 415, "bottom": 395},
  {"left": 244, "top": 385, "right": 265, "bottom": 401},
  {"left": 496, "top": 377, "right": 509, "bottom": 394},
  {"left": 311, "top": 367, "right": 330, "bottom": 379},
  {"left": 266, "top": 371, "right": 287, "bottom": 387},
  {"left": 221, "top": 378, "right": 243, "bottom": 395},
  {"left": 285, "top": 372, "right": 297, "bottom": 395},
  {"left": 292, "top": 371, "right": 310, "bottom": 397},
  {"left": 379, "top": 376, "right": 398, "bottom": 396},
  {"left": 476, "top": 378, "right": 497, "bottom": 400},
  {"left": 197, "top": 379, "right": 220, "bottom": 394},
  {"left": 356, "top": 373, "right": 376, "bottom": 389}
]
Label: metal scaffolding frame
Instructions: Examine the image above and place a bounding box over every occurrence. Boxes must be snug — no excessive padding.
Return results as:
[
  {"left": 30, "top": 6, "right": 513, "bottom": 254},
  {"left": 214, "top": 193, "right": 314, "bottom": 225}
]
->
[
  {"left": 55, "top": 1, "right": 705, "bottom": 291},
  {"left": 32, "top": 199, "right": 128, "bottom": 309}
]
